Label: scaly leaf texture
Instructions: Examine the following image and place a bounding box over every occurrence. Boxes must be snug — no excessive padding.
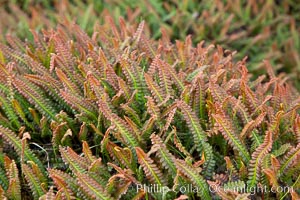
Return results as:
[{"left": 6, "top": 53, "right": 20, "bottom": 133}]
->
[
  {"left": 294, "top": 115, "right": 300, "bottom": 143},
  {"left": 0, "top": 126, "right": 46, "bottom": 175},
  {"left": 212, "top": 104, "right": 250, "bottom": 163},
  {"left": 59, "top": 146, "right": 88, "bottom": 174},
  {"left": 76, "top": 172, "right": 112, "bottom": 200},
  {"left": 176, "top": 100, "right": 215, "bottom": 177},
  {"left": 55, "top": 68, "right": 81, "bottom": 95},
  {"left": 150, "top": 134, "right": 177, "bottom": 175},
  {"left": 175, "top": 159, "right": 211, "bottom": 200},
  {"left": 98, "top": 98, "right": 139, "bottom": 147},
  {"left": 48, "top": 169, "right": 76, "bottom": 200},
  {"left": 279, "top": 143, "right": 300, "bottom": 175},
  {"left": 6, "top": 158, "right": 21, "bottom": 200},
  {"left": 60, "top": 90, "right": 97, "bottom": 120},
  {"left": 39, "top": 187, "right": 56, "bottom": 200},
  {"left": 22, "top": 164, "right": 45, "bottom": 199},
  {"left": 135, "top": 147, "right": 167, "bottom": 186},
  {"left": 191, "top": 73, "right": 206, "bottom": 120},
  {"left": 247, "top": 131, "right": 273, "bottom": 188},
  {"left": 82, "top": 141, "right": 96, "bottom": 164},
  {"left": 0, "top": 167, "right": 8, "bottom": 191},
  {"left": 120, "top": 57, "right": 146, "bottom": 105},
  {"left": 155, "top": 57, "right": 173, "bottom": 98},
  {"left": 144, "top": 72, "right": 166, "bottom": 104},
  {"left": 12, "top": 77, "right": 57, "bottom": 120},
  {"left": 0, "top": 91, "right": 21, "bottom": 129}
]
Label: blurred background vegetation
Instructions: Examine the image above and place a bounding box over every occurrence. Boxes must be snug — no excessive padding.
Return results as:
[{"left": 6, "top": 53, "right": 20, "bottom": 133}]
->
[{"left": 0, "top": 0, "right": 299, "bottom": 88}]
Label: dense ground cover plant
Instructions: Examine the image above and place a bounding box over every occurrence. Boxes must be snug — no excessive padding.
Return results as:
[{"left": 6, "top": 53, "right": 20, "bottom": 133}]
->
[
  {"left": 0, "top": 18, "right": 299, "bottom": 199},
  {"left": 1, "top": 0, "right": 299, "bottom": 89}
]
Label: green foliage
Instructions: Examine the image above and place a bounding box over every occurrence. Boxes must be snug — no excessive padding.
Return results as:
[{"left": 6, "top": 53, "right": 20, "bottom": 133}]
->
[
  {"left": 0, "top": 0, "right": 299, "bottom": 89},
  {"left": 0, "top": 18, "right": 299, "bottom": 199}
]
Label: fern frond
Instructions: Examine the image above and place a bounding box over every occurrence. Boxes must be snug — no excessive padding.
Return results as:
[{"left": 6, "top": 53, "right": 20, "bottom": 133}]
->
[
  {"left": 176, "top": 100, "right": 207, "bottom": 143},
  {"left": 5, "top": 35, "right": 26, "bottom": 52},
  {"left": 0, "top": 126, "right": 45, "bottom": 175},
  {"left": 212, "top": 104, "right": 250, "bottom": 162},
  {"left": 162, "top": 103, "right": 177, "bottom": 133},
  {"left": 0, "top": 185, "right": 7, "bottom": 200},
  {"left": 99, "top": 99, "right": 139, "bottom": 147},
  {"left": 76, "top": 172, "right": 112, "bottom": 200},
  {"left": 209, "top": 83, "right": 227, "bottom": 103},
  {"left": 88, "top": 159, "right": 110, "bottom": 184},
  {"left": 272, "top": 143, "right": 292, "bottom": 157},
  {"left": 0, "top": 44, "right": 29, "bottom": 70},
  {"left": 55, "top": 68, "right": 81, "bottom": 95},
  {"left": 224, "top": 156, "right": 238, "bottom": 180},
  {"left": 59, "top": 146, "right": 88, "bottom": 174},
  {"left": 247, "top": 131, "right": 273, "bottom": 188},
  {"left": 48, "top": 169, "right": 76, "bottom": 200},
  {"left": 144, "top": 73, "right": 166, "bottom": 103},
  {"left": 117, "top": 77, "right": 131, "bottom": 100},
  {"left": 132, "top": 21, "right": 144, "bottom": 47},
  {"left": 173, "top": 129, "right": 192, "bottom": 158},
  {"left": 155, "top": 58, "right": 173, "bottom": 98},
  {"left": 27, "top": 161, "right": 47, "bottom": 189},
  {"left": 5, "top": 157, "right": 21, "bottom": 200},
  {"left": 82, "top": 141, "right": 96, "bottom": 164},
  {"left": 279, "top": 143, "right": 300, "bottom": 175},
  {"left": 165, "top": 61, "right": 184, "bottom": 92},
  {"left": 175, "top": 159, "right": 211, "bottom": 199},
  {"left": 22, "top": 163, "right": 45, "bottom": 199},
  {"left": 145, "top": 96, "right": 160, "bottom": 120},
  {"left": 0, "top": 167, "right": 8, "bottom": 191},
  {"left": 105, "top": 65, "right": 119, "bottom": 90},
  {"left": 12, "top": 77, "right": 57, "bottom": 120},
  {"left": 263, "top": 168, "right": 279, "bottom": 189},
  {"left": 107, "top": 162, "right": 138, "bottom": 184},
  {"left": 52, "top": 35, "right": 75, "bottom": 71},
  {"left": 39, "top": 187, "right": 56, "bottom": 200},
  {"left": 122, "top": 104, "right": 141, "bottom": 127},
  {"left": 105, "top": 16, "right": 121, "bottom": 41},
  {"left": 229, "top": 96, "right": 252, "bottom": 125},
  {"left": 191, "top": 73, "right": 206, "bottom": 120},
  {"left": 294, "top": 115, "right": 300, "bottom": 143},
  {"left": 139, "top": 33, "right": 156, "bottom": 58},
  {"left": 0, "top": 91, "right": 21, "bottom": 129},
  {"left": 135, "top": 147, "right": 167, "bottom": 186},
  {"left": 113, "top": 145, "right": 134, "bottom": 170},
  {"left": 60, "top": 90, "right": 97, "bottom": 120},
  {"left": 105, "top": 140, "right": 120, "bottom": 164},
  {"left": 240, "top": 80, "right": 259, "bottom": 113},
  {"left": 87, "top": 75, "right": 110, "bottom": 110},
  {"left": 24, "top": 74, "right": 62, "bottom": 95},
  {"left": 176, "top": 100, "right": 215, "bottom": 177},
  {"left": 141, "top": 116, "right": 155, "bottom": 139},
  {"left": 106, "top": 177, "right": 131, "bottom": 200},
  {"left": 11, "top": 98, "right": 33, "bottom": 129},
  {"left": 150, "top": 134, "right": 177, "bottom": 175},
  {"left": 120, "top": 57, "right": 146, "bottom": 104},
  {"left": 240, "top": 112, "right": 265, "bottom": 141},
  {"left": 267, "top": 111, "right": 284, "bottom": 139}
]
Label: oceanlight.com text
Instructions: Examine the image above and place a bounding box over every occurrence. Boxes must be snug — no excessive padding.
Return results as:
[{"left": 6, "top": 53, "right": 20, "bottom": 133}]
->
[{"left": 136, "top": 183, "right": 295, "bottom": 195}]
